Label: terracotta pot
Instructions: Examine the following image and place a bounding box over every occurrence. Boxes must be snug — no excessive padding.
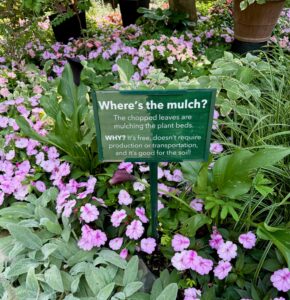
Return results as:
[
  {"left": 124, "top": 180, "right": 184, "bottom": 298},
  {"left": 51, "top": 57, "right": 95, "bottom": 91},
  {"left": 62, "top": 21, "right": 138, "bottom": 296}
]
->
[{"left": 234, "top": 0, "right": 285, "bottom": 43}]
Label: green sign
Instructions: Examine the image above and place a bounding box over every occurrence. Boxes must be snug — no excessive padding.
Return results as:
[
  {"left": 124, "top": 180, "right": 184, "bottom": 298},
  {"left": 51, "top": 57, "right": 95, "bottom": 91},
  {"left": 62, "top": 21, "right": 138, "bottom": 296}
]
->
[{"left": 92, "top": 89, "right": 216, "bottom": 162}]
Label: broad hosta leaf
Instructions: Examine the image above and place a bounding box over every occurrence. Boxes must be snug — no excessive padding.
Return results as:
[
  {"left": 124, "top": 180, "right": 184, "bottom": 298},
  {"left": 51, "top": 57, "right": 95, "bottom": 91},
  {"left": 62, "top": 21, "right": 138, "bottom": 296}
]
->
[
  {"left": 213, "top": 148, "right": 290, "bottom": 198},
  {"left": 117, "top": 59, "right": 134, "bottom": 84},
  {"left": 257, "top": 223, "right": 290, "bottom": 268},
  {"left": 7, "top": 224, "right": 42, "bottom": 250},
  {"left": 156, "top": 283, "right": 178, "bottom": 300},
  {"left": 123, "top": 256, "right": 139, "bottom": 285},
  {"left": 44, "top": 265, "right": 64, "bottom": 292},
  {"left": 96, "top": 282, "right": 115, "bottom": 300}
]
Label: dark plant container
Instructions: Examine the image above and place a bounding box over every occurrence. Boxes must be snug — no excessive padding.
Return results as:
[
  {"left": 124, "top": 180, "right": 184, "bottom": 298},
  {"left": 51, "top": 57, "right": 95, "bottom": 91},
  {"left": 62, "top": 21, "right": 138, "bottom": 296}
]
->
[
  {"left": 119, "top": 0, "right": 150, "bottom": 27},
  {"left": 232, "top": 0, "right": 285, "bottom": 54},
  {"left": 49, "top": 10, "right": 87, "bottom": 44}
]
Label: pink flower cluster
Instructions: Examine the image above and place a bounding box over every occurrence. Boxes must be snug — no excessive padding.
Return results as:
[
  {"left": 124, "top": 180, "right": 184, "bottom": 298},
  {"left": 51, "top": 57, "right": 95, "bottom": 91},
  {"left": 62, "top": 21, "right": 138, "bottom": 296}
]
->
[{"left": 78, "top": 225, "right": 107, "bottom": 251}]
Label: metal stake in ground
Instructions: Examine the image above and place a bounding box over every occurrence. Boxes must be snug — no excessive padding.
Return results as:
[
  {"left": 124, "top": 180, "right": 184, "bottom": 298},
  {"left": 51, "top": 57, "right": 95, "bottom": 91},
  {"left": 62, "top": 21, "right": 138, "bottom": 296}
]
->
[{"left": 149, "top": 162, "right": 158, "bottom": 238}]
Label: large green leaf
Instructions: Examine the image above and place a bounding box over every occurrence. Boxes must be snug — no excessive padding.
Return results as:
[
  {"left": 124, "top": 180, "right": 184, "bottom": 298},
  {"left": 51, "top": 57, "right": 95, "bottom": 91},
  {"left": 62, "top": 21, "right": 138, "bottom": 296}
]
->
[
  {"left": 124, "top": 282, "right": 143, "bottom": 297},
  {"left": 117, "top": 59, "right": 134, "bottom": 84},
  {"left": 7, "top": 258, "right": 40, "bottom": 278},
  {"left": 257, "top": 223, "right": 290, "bottom": 268},
  {"left": 213, "top": 148, "right": 290, "bottom": 198},
  {"left": 123, "top": 256, "right": 138, "bottom": 285},
  {"left": 7, "top": 224, "right": 42, "bottom": 250},
  {"left": 156, "top": 283, "right": 178, "bottom": 300},
  {"left": 180, "top": 214, "right": 211, "bottom": 237},
  {"left": 96, "top": 282, "right": 115, "bottom": 300},
  {"left": 99, "top": 250, "right": 127, "bottom": 269},
  {"left": 44, "top": 264, "right": 64, "bottom": 292}
]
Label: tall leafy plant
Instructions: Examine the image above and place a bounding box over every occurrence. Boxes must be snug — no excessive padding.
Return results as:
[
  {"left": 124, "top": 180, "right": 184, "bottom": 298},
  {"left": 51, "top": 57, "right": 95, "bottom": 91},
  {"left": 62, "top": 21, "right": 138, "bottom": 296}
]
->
[{"left": 16, "top": 64, "right": 97, "bottom": 172}]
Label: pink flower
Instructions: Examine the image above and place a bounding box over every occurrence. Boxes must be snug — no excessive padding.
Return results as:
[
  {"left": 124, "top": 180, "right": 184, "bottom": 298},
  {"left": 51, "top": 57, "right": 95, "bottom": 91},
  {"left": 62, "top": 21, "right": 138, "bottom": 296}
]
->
[
  {"left": 62, "top": 200, "right": 76, "bottom": 218},
  {"left": 193, "top": 256, "right": 213, "bottom": 275},
  {"left": 270, "top": 268, "right": 290, "bottom": 292},
  {"left": 209, "top": 229, "right": 224, "bottom": 250},
  {"left": 214, "top": 261, "right": 232, "bottom": 280},
  {"left": 133, "top": 180, "right": 147, "bottom": 191},
  {"left": 171, "top": 252, "right": 187, "bottom": 271},
  {"left": 33, "top": 85, "right": 43, "bottom": 94},
  {"left": 184, "top": 287, "right": 201, "bottom": 300},
  {"left": 35, "top": 181, "right": 46, "bottom": 192},
  {"left": 172, "top": 169, "right": 183, "bottom": 182},
  {"left": 15, "top": 138, "right": 29, "bottom": 149},
  {"left": 172, "top": 234, "right": 190, "bottom": 252},
  {"left": 210, "top": 142, "right": 223, "bottom": 154},
  {"left": 158, "top": 183, "right": 170, "bottom": 196},
  {"left": 238, "top": 232, "right": 256, "bottom": 249},
  {"left": 140, "top": 238, "right": 156, "bottom": 254},
  {"left": 111, "top": 209, "right": 127, "bottom": 227},
  {"left": 158, "top": 167, "right": 164, "bottom": 179},
  {"left": 190, "top": 199, "right": 204, "bottom": 212},
  {"left": 92, "top": 230, "right": 107, "bottom": 247},
  {"left": 182, "top": 250, "right": 198, "bottom": 269},
  {"left": 125, "top": 220, "right": 144, "bottom": 240},
  {"left": 139, "top": 165, "right": 149, "bottom": 172},
  {"left": 5, "top": 150, "right": 15, "bottom": 160},
  {"left": 0, "top": 88, "right": 10, "bottom": 97},
  {"left": 120, "top": 248, "right": 128, "bottom": 259},
  {"left": 217, "top": 241, "right": 237, "bottom": 261},
  {"left": 80, "top": 203, "right": 99, "bottom": 223},
  {"left": 135, "top": 207, "right": 149, "bottom": 223},
  {"left": 118, "top": 189, "right": 133, "bottom": 205},
  {"left": 118, "top": 162, "right": 133, "bottom": 173},
  {"left": 158, "top": 200, "right": 164, "bottom": 211},
  {"left": 273, "top": 298, "right": 286, "bottom": 300},
  {"left": 78, "top": 225, "right": 94, "bottom": 251},
  {"left": 109, "top": 237, "right": 123, "bottom": 250}
]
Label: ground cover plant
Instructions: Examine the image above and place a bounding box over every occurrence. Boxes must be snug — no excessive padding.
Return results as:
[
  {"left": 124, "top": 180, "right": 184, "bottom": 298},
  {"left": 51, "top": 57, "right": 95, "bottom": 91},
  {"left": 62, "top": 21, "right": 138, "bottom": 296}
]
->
[{"left": 0, "top": 0, "right": 290, "bottom": 299}]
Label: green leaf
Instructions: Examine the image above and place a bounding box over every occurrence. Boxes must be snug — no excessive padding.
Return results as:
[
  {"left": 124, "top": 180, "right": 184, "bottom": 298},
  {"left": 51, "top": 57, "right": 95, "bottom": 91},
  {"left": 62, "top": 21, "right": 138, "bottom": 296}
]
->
[
  {"left": 156, "top": 283, "right": 178, "bottom": 300},
  {"left": 41, "top": 243, "right": 58, "bottom": 260},
  {"left": 85, "top": 264, "right": 104, "bottom": 295},
  {"left": 257, "top": 224, "right": 290, "bottom": 268},
  {"left": 96, "top": 282, "right": 115, "bottom": 300},
  {"left": 26, "top": 267, "right": 39, "bottom": 292},
  {"left": 180, "top": 214, "right": 211, "bottom": 237},
  {"left": 240, "top": 0, "right": 248, "bottom": 10},
  {"left": 99, "top": 250, "right": 127, "bottom": 269},
  {"left": 117, "top": 59, "right": 134, "bottom": 84},
  {"left": 40, "top": 218, "right": 62, "bottom": 235},
  {"left": 67, "top": 249, "right": 95, "bottom": 266},
  {"left": 128, "top": 292, "right": 150, "bottom": 300},
  {"left": 7, "top": 224, "right": 42, "bottom": 250},
  {"left": 150, "top": 278, "right": 163, "bottom": 300},
  {"left": 213, "top": 149, "right": 290, "bottom": 198},
  {"left": 0, "top": 204, "right": 33, "bottom": 219},
  {"left": 123, "top": 256, "right": 139, "bottom": 285},
  {"left": 124, "top": 282, "right": 143, "bottom": 297},
  {"left": 44, "top": 264, "right": 64, "bottom": 292},
  {"left": 7, "top": 258, "right": 40, "bottom": 278}
]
